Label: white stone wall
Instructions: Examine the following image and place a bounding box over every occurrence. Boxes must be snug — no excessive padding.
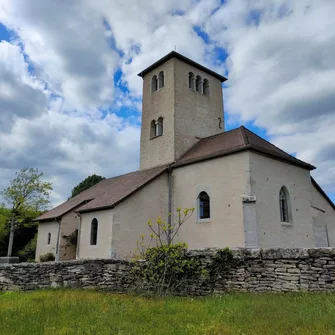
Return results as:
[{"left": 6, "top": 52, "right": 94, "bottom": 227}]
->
[
  {"left": 310, "top": 182, "right": 335, "bottom": 246},
  {"left": 172, "top": 153, "right": 250, "bottom": 249},
  {"left": 78, "top": 209, "right": 113, "bottom": 259},
  {"left": 112, "top": 173, "right": 169, "bottom": 259},
  {"left": 35, "top": 220, "right": 59, "bottom": 261},
  {"left": 250, "top": 152, "right": 315, "bottom": 248}
]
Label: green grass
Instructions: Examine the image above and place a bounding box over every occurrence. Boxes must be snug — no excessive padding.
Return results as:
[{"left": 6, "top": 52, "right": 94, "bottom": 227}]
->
[{"left": 1, "top": 290, "right": 335, "bottom": 335}]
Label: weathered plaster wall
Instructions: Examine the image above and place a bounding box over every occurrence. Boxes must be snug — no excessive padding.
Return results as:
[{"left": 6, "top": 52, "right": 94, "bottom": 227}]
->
[
  {"left": 4, "top": 248, "right": 335, "bottom": 294},
  {"left": 174, "top": 58, "right": 224, "bottom": 160},
  {"left": 250, "top": 152, "right": 315, "bottom": 248},
  {"left": 310, "top": 182, "right": 335, "bottom": 246},
  {"left": 172, "top": 153, "right": 250, "bottom": 249},
  {"left": 140, "top": 58, "right": 176, "bottom": 169},
  {"left": 78, "top": 209, "right": 113, "bottom": 259},
  {"left": 140, "top": 56, "right": 225, "bottom": 170},
  {"left": 35, "top": 220, "right": 59, "bottom": 261},
  {"left": 59, "top": 210, "right": 80, "bottom": 260},
  {"left": 112, "top": 173, "right": 169, "bottom": 259}
]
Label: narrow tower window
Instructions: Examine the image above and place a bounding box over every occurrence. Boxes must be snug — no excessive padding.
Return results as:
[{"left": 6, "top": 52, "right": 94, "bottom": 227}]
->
[
  {"left": 158, "top": 71, "right": 164, "bottom": 89},
  {"left": 90, "top": 218, "right": 98, "bottom": 245},
  {"left": 198, "top": 191, "right": 210, "bottom": 219},
  {"left": 150, "top": 120, "right": 156, "bottom": 139},
  {"left": 196, "top": 75, "right": 202, "bottom": 94},
  {"left": 156, "top": 117, "right": 163, "bottom": 136},
  {"left": 189, "top": 72, "right": 195, "bottom": 90},
  {"left": 151, "top": 75, "right": 158, "bottom": 92},
  {"left": 203, "top": 79, "right": 209, "bottom": 96},
  {"left": 279, "top": 187, "right": 290, "bottom": 223},
  {"left": 47, "top": 233, "right": 51, "bottom": 245}
]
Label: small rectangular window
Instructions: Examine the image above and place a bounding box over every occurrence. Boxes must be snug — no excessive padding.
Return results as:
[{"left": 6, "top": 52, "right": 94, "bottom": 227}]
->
[{"left": 90, "top": 219, "right": 98, "bottom": 245}]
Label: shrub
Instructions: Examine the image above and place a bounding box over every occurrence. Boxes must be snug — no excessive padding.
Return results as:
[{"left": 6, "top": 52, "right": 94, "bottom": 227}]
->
[
  {"left": 40, "top": 252, "right": 55, "bottom": 262},
  {"left": 17, "top": 234, "right": 37, "bottom": 262},
  {"left": 132, "top": 242, "right": 201, "bottom": 295}
]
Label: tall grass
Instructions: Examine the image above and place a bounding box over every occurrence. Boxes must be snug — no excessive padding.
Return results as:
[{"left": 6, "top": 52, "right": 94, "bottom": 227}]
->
[{"left": 1, "top": 290, "right": 335, "bottom": 334}]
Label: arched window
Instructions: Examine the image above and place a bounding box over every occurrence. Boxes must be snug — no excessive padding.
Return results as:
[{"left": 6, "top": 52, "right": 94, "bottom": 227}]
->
[
  {"left": 150, "top": 120, "right": 156, "bottom": 139},
  {"left": 203, "top": 79, "right": 209, "bottom": 96},
  {"left": 279, "top": 187, "right": 290, "bottom": 223},
  {"left": 198, "top": 191, "right": 210, "bottom": 219},
  {"left": 158, "top": 71, "right": 164, "bottom": 89},
  {"left": 151, "top": 75, "right": 158, "bottom": 92},
  {"left": 196, "top": 75, "right": 202, "bottom": 93},
  {"left": 90, "top": 218, "right": 98, "bottom": 245},
  {"left": 189, "top": 72, "right": 195, "bottom": 90},
  {"left": 156, "top": 117, "right": 163, "bottom": 136},
  {"left": 47, "top": 233, "right": 51, "bottom": 245}
]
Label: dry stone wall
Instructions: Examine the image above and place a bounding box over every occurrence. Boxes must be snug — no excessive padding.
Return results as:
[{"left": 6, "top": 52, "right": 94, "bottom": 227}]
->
[{"left": 1, "top": 248, "right": 335, "bottom": 294}]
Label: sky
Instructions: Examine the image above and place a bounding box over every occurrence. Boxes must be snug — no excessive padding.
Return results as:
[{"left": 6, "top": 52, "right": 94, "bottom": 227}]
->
[{"left": 0, "top": 0, "right": 334, "bottom": 207}]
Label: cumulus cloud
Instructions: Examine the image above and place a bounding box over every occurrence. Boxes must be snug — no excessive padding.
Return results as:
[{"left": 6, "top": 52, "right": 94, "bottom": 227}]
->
[
  {"left": 0, "top": 0, "right": 334, "bottom": 205},
  {"left": 204, "top": 0, "right": 335, "bottom": 194},
  {"left": 0, "top": 41, "right": 47, "bottom": 131}
]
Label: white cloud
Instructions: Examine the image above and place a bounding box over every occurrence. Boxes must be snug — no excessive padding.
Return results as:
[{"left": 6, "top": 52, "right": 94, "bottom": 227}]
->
[
  {"left": 0, "top": 41, "right": 47, "bottom": 131},
  {"left": 204, "top": 0, "right": 335, "bottom": 194}
]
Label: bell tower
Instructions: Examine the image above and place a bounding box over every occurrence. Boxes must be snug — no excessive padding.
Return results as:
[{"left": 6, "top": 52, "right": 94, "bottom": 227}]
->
[{"left": 138, "top": 51, "right": 227, "bottom": 170}]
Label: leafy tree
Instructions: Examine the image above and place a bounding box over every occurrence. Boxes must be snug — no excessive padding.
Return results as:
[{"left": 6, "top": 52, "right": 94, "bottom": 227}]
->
[
  {"left": 0, "top": 167, "right": 52, "bottom": 257},
  {"left": 70, "top": 174, "right": 106, "bottom": 198}
]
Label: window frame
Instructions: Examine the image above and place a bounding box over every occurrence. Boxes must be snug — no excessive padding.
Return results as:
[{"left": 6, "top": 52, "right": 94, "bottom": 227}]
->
[
  {"left": 279, "top": 186, "right": 292, "bottom": 225},
  {"left": 151, "top": 75, "right": 158, "bottom": 93},
  {"left": 158, "top": 71, "right": 164, "bottom": 89},
  {"left": 90, "top": 218, "right": 98, "bottom": 245},
  {"left": 189, "top": 72, "right": 195, "bottom": 90},
  {"left": 203, "top": 79, "right": 210, "bottom": 96},
  {"left": 197, "top": 191, "right": 211, "bottom": 222}
]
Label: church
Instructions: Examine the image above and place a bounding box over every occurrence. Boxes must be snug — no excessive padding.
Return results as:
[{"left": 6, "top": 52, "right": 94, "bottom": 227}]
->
[{"left": 35, "top": 51, "right": 335, "bottom": 261}]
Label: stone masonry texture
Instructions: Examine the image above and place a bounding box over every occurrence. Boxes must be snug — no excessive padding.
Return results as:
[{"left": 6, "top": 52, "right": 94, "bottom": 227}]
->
[{"left": 1, "top": 248, "right": 335, "bottom": 295}]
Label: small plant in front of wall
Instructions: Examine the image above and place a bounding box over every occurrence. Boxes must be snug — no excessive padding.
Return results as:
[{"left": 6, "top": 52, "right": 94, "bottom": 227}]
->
[
  {"left": 206, "top": 247, "right": 236, "bottom": 284},
  {"left": 40, "top": 252, "right": 55, "bottom": 262},
  {"left": 131, "top": 207, "right": 202, "bottom": 296},
  {"left": 63, "top": 229, "right": 78, "bottom": 246}
]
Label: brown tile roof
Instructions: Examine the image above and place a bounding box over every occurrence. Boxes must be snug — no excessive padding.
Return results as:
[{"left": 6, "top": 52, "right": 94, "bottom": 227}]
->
[
  {"left": 137, "top": 51, "right": 228, "bottom": 83},
  {"left": 173, "top": 126, "right": 316, "bottom": 170},
  {"left": 36, "top": 126, "right": 317, "bottom": 220},
  {"left": 35, "top": 165, "right": 168, "bottom": 221}
]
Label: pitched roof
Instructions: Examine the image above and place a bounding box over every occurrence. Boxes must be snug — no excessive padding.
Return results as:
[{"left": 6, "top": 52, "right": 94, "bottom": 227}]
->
[
  {"left": 173, "top": 126, "right": 316, "bottom": 170},
  {"left": 35, "top": 165, "right": 168, "bottom": 221},
  {"left": 311, "top": 177, "right": 335, "bottom": 211},
  {"left": 137, "top": 51, "right": 227, "bottom": 83}
]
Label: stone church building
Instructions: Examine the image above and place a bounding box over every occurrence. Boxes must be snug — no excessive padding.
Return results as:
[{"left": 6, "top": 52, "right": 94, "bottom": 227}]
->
[{"left": 35, "top": 51, "right": 335, "bottom": 261}]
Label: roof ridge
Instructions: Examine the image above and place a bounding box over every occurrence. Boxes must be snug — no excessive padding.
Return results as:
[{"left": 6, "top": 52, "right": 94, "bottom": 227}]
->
[
  {"left": 243, "top": 126, "right": 305, "bottom": 161},
  {"left": 311, "top": 177, "right": 335, "bottom": 211},
  {"left": 175, "top": 127, "right": 242, "bottom": 163},
  {"left": 106, "top": 163, "right": 169, "bottom": 181},
  {"left": 239, "top": 125, "right": 250, "bottom": 146}
]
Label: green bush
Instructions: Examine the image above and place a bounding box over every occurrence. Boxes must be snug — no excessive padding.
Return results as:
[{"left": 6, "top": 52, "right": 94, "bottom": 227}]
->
[
  {"left": 39, "top": 252, "right": 55, "bottom": 262},
  {"left": 131, "top": 243, "right": 201, "bottom": 295},
  {"left": 17, "top": 234, "right": 37, "bottom": 262}
]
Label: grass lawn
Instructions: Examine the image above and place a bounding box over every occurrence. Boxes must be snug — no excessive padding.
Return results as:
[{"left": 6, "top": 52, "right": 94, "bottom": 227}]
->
[{"left": 1, "top": 290, "right": 335, "bottom": 335}]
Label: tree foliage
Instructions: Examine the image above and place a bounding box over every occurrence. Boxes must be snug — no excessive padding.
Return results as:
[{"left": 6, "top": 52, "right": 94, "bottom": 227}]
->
[
  {"left": 70, "top": 174, "right": 106, "bottom": 198},
  {"left": 1, "top": 167, "right": 52, "bottom": 222},
  {"left": 0, "top": 167, "right": 52, "bottom": 257}
]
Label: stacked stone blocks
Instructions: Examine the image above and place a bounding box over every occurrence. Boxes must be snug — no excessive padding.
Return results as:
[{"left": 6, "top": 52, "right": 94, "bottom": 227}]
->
[{"left": 1, "top": 248, "right": 335, "bottom": 295}]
